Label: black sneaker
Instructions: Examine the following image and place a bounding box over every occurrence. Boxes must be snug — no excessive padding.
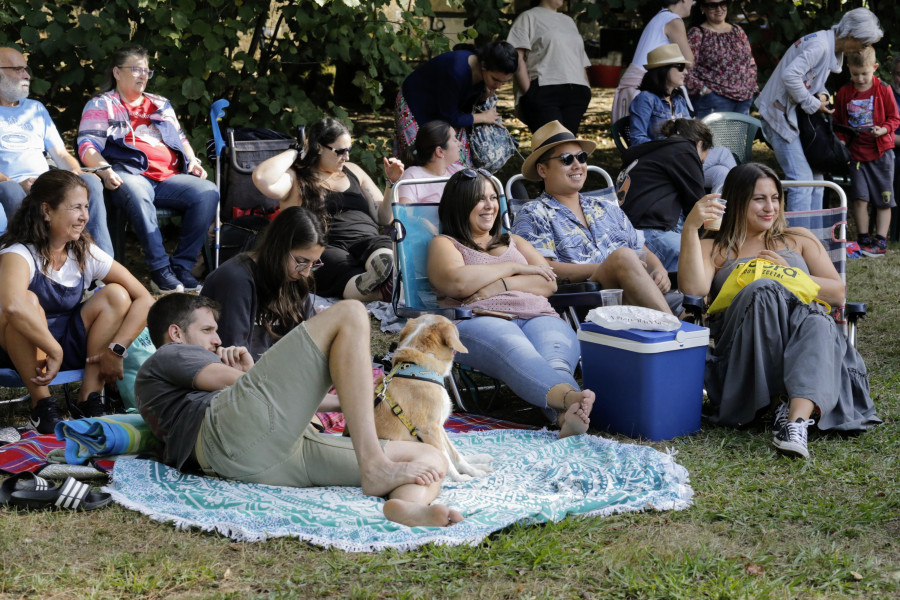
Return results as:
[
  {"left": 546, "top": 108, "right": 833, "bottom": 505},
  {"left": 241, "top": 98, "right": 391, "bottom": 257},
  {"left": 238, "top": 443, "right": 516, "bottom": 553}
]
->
[
  {"left": 773, "top": 402, "right": 790, "bottom": 431},
  {"left": 69, "top": 392, "right": 107, "bottom": 419},
  {"left": 773, "top": 417, "right": 815, "bottom": 458},
  {"left": 29, "top": 397, "right": 64, "bottom": 434},
  {"left": 150, "top": 266, "right": 185, "bottom": 294},
  {"left": 860, "top": 236, "right": 887, "bottom": 258},
  {"left": 172, "top": 264, "right": 202, "bottom": 292}
]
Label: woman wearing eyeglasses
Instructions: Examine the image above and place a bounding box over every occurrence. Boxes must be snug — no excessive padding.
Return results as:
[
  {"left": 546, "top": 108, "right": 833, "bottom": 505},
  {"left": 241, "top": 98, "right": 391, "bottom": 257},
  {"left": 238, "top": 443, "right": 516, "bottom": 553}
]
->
[
  {"left": 201, "top": 207, "right": 325, "bottom": 362},
  {"left": 683, "top": 0, "right": 757, "bottom": 119},
  {"left": 427, "top": 169, "right": 594, "bottom": 438},
  {"left": 253, "top": 117, "right": 402, "bottom": 301},
  {"left": 629, "top": 44, "right": 692, "bottom": 146},
  {"left": 77, "top": 44, "right": 218, "bottom": 294}
]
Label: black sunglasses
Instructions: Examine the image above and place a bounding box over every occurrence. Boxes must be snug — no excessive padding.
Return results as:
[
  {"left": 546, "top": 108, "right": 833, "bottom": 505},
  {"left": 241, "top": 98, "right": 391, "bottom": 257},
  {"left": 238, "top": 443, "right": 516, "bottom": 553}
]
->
[
  {"left": 672, "top": 63, "right": 686, "bottom": 72},
  {"left": 703, "top": 0, "right": 727, "bottom": 9},
  {"left": 323, "top": 143, "right": 351, "bottom": 157},
  {"left": 541, "top": 151, "right": 588, "bottom": 166}
]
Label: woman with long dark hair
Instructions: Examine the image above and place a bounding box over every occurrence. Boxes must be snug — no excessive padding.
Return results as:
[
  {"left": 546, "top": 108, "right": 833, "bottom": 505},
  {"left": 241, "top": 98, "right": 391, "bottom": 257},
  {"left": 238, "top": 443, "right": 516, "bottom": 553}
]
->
[
  {"left": 201, "top": 207, "right": 326, "bottom": 361},
  {"left": 679, "top": 163, "right": 880, "bottom": 458},
  {"left": 77, "top": 44, "right": 218, "bottom": 294},
  {"left": 0, "top": 170, "right": 153, "bottom": 432},
  {"left": 427, "top": 169, "right": 594, "bottom": 437},
  {"left": 253, "top": 117, "right": 403, "bottom": 300}
]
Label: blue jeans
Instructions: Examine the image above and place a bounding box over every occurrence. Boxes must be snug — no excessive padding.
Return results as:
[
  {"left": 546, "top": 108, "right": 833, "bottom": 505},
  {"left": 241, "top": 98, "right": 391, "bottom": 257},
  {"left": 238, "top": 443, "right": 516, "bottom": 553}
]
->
[
  {"left": 642, "top": 213, "right": 685, "bottom": 272},
  {"left": 690, "top": 92, "right": 753, "bottom": 120},
  {"left": 0, "top": 174, "right": 112, "bottom": 255},
  {"left": 454, "top": 315, "right": 581, "bottom": 422},
  {"left": 109, "top": 170, "right": 219, "bottom": 272},
  {"left": 760, "top": 118, "right": 823, "bottom": 211}
]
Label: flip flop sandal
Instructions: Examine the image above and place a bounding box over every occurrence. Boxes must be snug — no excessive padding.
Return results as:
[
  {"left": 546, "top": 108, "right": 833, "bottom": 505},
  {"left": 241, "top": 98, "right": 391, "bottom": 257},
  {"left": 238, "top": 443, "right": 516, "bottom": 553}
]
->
[
  {"left": 1, "top": 472, "right": 57, "bottom": 507},
  {"left": 9, "top": 476, "right": 112, "bottom": 511}
]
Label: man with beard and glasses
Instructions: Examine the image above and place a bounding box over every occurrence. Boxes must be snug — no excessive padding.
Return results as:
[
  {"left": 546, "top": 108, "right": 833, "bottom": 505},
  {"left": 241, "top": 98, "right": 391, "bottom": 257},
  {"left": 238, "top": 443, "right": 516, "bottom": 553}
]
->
[{"left": 0, "top": 47, "right": 110, "bottom": 252}]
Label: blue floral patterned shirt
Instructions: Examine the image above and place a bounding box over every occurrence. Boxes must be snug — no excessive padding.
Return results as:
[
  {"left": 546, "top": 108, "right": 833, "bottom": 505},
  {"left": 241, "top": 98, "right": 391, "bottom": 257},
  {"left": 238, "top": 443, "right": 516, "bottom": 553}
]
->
[{"left": 511, "top": 189, "right": 643, "bottom": 265}]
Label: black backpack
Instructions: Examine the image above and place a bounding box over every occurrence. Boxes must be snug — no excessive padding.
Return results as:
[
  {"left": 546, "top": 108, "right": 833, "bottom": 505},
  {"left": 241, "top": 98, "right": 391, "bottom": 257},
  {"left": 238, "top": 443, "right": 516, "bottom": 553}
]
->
[{"left": 796, "top": 111, "right": 856, "bottom": 175}]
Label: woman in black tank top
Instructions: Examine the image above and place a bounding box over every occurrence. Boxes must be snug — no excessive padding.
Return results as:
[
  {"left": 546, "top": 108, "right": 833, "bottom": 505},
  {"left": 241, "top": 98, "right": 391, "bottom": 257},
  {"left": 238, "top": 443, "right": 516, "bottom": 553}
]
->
[{"left": 253, "top": 117, "right": 406, "bottom": 299}]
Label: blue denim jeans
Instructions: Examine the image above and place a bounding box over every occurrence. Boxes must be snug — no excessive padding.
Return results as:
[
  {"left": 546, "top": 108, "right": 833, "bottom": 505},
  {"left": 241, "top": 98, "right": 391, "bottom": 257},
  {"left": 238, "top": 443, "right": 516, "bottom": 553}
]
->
[
  {"left": 109, "top": 170, "right": 219, "bottom": 272},
  {"left": 760, "top": 118, "right": 823, "bottom": 211},
  {"left": 642, "top": 213, "right": 685, "bottom": 272},
  {"left": 0, "top": 174, "right": 112, "bottom": 255},
  {"left": 454, "top": 315, "right": 581, "bottom": 422},
  {"left": 690, "top": 92, "right": 753, "bottom": 120}
]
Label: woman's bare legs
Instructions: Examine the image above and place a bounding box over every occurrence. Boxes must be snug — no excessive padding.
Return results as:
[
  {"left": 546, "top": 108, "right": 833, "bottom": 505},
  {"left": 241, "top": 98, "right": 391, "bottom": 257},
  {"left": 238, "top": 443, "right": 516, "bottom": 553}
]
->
[{"left": 78, "top": 283, "right": 131, "bottom": 402}]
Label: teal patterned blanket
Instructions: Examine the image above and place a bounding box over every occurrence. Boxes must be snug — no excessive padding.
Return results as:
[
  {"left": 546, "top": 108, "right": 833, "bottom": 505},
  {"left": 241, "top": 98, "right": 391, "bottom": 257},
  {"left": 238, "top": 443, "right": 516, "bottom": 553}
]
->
[{"left": 105, "top": 430, "right": 693, "bottom": 552}]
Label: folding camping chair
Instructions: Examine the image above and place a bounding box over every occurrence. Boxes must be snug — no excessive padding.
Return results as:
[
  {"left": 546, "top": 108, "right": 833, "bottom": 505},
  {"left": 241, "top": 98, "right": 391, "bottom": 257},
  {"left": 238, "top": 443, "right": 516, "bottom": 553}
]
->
[
  {"left": 0, "top": 368, "right": 83, "bottom": 409},
  {"left": 208, "top": 100, "right": 300, "bottom": 270},
  {"left": 682, "top": 180, "right": 866, "bottom": 346}
]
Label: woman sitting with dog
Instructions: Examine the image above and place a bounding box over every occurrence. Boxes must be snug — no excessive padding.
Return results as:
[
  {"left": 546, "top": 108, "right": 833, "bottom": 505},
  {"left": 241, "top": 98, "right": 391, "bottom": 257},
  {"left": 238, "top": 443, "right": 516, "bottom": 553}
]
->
[
  {"left": 427, "top": 169, "right": 594, "bottom": 437},
  {"left": 678, "top": 163, "right": 880, "bottom": 459},
  {"left": 201, "top": 207, "right": 325, "bottom": 362},
  {"left": 394, "top": 121, "right": 463, "bottom": 206},
  {"left": 0, "top": 170, "right": 154, "bottom": 433},
  {"left": 253, "top": 117, "right": 403, "bottom": 301}
]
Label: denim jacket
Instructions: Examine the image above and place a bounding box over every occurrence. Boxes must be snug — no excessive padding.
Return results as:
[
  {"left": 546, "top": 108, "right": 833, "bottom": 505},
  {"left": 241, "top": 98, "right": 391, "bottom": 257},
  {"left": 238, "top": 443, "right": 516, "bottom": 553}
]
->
[{"left": 629, "top": 91, "right": 691, "bottom": 145}]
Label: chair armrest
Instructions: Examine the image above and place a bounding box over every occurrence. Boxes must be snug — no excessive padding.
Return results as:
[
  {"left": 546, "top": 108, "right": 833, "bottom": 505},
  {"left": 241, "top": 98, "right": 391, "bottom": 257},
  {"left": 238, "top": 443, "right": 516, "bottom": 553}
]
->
[
  {"left": 555, "top": 281, "right": 601, "bottom": 294},
  {"left": 845, "top": 302, "right": 866, "bottom": 321},
  {"left": 548, "top": 291, "right": 604, "bottom": 308},
  {"left": 682, "top": 295, "right": 706, "bottom": 324}
]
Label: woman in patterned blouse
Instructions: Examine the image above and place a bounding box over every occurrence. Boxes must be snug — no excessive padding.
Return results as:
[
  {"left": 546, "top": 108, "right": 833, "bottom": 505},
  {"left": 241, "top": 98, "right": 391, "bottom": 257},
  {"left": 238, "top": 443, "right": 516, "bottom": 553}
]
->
[{"left": 684, "top": 0, "right": 758, "bottom": 119}]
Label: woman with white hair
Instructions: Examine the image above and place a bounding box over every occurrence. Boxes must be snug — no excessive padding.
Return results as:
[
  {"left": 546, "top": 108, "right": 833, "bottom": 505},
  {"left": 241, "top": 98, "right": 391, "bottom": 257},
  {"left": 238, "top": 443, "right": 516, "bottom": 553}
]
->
[{"left": 756, "top": 7, "right": 884, "bottom": 212}]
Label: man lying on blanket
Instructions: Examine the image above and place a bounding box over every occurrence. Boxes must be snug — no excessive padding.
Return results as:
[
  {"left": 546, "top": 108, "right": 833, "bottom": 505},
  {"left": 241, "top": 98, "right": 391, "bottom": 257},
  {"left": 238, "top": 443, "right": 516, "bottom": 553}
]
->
[{"left": 135, "top": 293, "right": 462, "bottom": 528}]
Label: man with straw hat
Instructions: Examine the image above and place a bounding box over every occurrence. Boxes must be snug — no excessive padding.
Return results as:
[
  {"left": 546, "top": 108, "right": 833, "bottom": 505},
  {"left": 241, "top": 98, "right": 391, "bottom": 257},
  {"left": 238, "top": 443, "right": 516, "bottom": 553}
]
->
[{"left": 512, "top": 121, "right": 673, "bottom": 312}]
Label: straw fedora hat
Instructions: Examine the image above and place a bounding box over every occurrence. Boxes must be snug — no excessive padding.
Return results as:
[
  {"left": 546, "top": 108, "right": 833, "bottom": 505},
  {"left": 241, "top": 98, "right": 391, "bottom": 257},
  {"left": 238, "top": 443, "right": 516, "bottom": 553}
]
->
[
  {"left": 644, "top": 43, "right": 687, "bottom": 70},
  {"left": 521, "top": 121, "right": 596, "bottom": 181}
]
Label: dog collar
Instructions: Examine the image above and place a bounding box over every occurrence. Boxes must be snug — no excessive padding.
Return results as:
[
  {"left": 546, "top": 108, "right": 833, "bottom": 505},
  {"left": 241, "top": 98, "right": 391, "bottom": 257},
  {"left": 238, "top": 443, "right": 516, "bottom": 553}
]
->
[
  {"left": 385, "top": 362, "right": 445, "bottom": 387},
  {"left": 373, "top": 362, "right": 445, "bottom": 443}
]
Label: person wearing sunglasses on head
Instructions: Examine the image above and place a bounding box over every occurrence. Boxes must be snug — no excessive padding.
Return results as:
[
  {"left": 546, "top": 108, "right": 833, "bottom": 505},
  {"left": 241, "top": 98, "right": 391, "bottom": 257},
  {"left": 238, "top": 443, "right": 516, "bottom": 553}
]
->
[
  {"left": 77, "top": 44, "right": 218, "bottom": 294},
  {"left": 201, "top": 207, "right": 326, "bottom": 363},
  {"left": 427, "top": 168, "right": 595, "bottom": 438},
  {"left": 683, "top": 0, "right": 757, "bottom": 119},
  {"left": 253, "top": 117, "right": 402, "bottom": 302},
  {"left": 0, "top": 47, "right": 112, "bottom": 252},
  {"left": 511, "top": 121, "right": 673, "bottom": 313}
]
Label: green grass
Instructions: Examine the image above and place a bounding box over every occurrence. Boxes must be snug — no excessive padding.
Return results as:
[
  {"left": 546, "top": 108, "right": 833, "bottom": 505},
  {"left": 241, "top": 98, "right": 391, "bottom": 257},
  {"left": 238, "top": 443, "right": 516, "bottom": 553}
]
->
[{"left": 1, "top": 89, "right": 898, "bottom": 599}]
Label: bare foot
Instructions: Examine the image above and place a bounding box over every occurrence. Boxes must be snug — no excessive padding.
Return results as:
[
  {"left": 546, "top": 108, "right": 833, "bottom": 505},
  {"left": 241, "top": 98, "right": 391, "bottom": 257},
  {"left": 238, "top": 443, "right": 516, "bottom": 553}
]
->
[
  {"left": 383, "top": 499, "right": 465, "bottom": 527},
  {"left": 558, "top": 390, "right": 594, "bottom": 439},
  {"left": 360, "top": 458, "right": 445, "bottom": 497}
]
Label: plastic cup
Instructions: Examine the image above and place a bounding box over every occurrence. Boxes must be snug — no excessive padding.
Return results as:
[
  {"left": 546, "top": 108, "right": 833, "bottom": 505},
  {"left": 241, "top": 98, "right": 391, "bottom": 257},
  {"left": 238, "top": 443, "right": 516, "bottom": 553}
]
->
[
  {"left": 601, "top": 289, "right": 623, "bottom": 306},
  {"left": 704, "top": 198, "right": 727, "bottom": 232},
  {"left": 635, "top": 248, "right": 648, "bottom": 265}
]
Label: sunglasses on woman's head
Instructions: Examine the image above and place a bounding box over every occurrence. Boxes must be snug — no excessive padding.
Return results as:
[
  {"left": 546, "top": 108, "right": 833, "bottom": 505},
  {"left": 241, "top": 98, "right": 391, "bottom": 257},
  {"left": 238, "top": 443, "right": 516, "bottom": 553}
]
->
[
  {"left": 323, "top": 143, "right": 351, "bottom": 157},
  {"left": 460, "top": 168, "right": 493, "bottom": 179},
  {"left": 541, "top": 151, "right": 588, "bottom": 166}
]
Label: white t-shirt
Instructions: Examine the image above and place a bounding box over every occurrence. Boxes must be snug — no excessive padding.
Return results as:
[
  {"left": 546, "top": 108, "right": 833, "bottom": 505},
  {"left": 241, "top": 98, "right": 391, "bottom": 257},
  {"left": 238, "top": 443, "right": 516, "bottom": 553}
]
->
[
  {"left": 0, "top": 99, "right": 62, "bottom": 181},
  {"left": 397, "top": 163, "right": 463, "bottom": 204},
  {"left": 632, "top": 9, "right": 682, "bottom": 69},
  {"left": 507, "top": 7, "right": 591, "bottom": 89},
  {"left": 0, "top": 243, "right": 113, "bottom": 287}
]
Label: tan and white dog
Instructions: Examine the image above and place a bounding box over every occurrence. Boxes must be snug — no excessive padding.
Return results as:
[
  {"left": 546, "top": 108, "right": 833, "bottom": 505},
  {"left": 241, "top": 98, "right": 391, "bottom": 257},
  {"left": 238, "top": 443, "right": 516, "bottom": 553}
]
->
[{"left": 373, "top": 315, "right": 493, "bottom": 481}]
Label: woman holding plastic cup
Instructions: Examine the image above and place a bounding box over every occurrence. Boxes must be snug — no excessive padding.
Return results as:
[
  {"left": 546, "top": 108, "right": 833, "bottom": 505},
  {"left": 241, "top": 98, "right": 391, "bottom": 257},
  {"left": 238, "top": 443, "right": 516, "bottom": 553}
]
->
[{"left": 678, "top": 163, "right": 879, "bottom": 459}]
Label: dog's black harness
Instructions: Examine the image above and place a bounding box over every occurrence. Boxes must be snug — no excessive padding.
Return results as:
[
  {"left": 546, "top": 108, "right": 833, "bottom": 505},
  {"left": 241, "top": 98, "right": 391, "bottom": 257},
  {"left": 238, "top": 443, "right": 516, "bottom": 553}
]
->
[{"left": 374, "top": 362, "right": 445, "bottom": 443}]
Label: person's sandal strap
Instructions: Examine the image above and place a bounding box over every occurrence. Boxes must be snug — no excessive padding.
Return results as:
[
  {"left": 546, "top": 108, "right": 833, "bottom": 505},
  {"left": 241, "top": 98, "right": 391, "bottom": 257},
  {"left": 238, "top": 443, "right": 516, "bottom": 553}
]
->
[
  {"left": 1, "top": 472, "right": 54, "bottom": 505},
  {"left": 54, "top": 477, "right": 93, "bottom": 510}
]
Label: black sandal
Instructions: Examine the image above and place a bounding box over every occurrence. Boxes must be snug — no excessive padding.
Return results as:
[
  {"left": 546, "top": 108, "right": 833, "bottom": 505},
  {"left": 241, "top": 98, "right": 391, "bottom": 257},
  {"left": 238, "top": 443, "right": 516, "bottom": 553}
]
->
[
  {"left": 8, "top": 476, "right": 111, "bottom": 511},
  {"left": 1, "top": 472, "right": 57, "bottom": 507}
]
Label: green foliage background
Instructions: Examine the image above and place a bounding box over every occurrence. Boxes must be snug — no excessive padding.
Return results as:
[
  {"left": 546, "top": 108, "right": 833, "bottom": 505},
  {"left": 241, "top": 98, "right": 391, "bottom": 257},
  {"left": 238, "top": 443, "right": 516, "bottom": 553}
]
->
[{"left": 0, "top": 0, "right": 896, "bottom": 172}]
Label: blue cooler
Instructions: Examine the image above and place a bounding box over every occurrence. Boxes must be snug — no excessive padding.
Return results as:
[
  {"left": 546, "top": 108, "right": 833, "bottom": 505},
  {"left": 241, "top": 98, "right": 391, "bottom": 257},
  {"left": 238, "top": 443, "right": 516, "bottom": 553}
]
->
[{"left": 577, "top": 321, "right": 709, "bottom": 441}]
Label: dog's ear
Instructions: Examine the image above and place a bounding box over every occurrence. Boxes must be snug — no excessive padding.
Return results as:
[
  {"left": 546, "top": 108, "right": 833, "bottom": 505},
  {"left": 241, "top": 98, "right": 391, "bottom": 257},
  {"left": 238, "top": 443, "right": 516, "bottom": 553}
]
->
[{"left": 440, "top": 322, "right": 468, "bottom": 354}]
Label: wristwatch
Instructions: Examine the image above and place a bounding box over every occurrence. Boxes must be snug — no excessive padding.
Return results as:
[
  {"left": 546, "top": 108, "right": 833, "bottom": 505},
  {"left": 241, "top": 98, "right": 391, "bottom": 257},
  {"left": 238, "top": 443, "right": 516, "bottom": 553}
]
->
[{"left": 108, "top": 342, "right": 128, "bottom": 358}]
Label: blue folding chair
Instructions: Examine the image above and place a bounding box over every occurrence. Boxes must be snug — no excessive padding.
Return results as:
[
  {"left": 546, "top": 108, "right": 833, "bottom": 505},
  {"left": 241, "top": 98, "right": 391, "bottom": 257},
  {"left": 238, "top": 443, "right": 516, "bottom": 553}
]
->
[{"left": 0, "top": 368, "right": 83, "bottom": 410}]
